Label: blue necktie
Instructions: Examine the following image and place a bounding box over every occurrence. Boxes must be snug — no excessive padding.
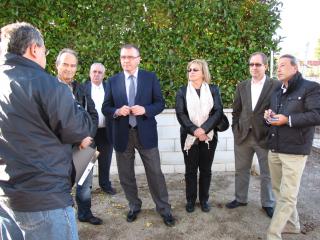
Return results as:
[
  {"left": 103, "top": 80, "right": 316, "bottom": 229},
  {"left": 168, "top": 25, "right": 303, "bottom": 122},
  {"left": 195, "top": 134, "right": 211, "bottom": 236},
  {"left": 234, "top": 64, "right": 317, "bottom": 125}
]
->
[{"left": 128, "top": 75, "right": 136, "bottom": 127}]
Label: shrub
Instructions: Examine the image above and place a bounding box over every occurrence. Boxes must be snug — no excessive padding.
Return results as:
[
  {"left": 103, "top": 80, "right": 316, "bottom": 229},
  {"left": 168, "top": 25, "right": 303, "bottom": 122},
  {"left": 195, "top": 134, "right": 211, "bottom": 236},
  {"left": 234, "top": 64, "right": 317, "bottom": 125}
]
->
[{"left": 0, "top": 0, "right": 281, "bottom": 107}]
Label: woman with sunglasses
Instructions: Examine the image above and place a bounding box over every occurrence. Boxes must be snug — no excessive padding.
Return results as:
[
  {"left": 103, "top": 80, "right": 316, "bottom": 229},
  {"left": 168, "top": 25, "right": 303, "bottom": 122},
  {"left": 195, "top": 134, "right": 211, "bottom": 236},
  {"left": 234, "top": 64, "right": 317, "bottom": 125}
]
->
[{"left": 175, "top": 59, "right": 223, "bottom": 213}]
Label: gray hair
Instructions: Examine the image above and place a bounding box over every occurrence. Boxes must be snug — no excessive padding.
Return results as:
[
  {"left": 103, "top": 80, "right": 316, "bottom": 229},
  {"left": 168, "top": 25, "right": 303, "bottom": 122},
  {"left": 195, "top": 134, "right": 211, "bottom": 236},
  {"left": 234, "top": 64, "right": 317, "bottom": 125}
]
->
[
  {"left": 90, "top": 62, "right": 105, "bottom": 73},
  {"left": 279, "top": 54, "right": 298, "bottom": 66},
  {"left": 249, "top": 52, "right": 268, "bottom": 65},
  {"left": 55, "top": 48, "right": 78, "bottom": 66},
  {"left": 0, "top": 22, "right": 44, "bottom": 55}
]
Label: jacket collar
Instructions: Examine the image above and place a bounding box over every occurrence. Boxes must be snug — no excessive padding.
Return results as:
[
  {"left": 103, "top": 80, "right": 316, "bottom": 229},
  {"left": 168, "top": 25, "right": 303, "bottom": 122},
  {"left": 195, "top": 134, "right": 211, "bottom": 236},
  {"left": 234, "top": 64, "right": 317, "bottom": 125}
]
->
[
  {"left": 284, "top": 72, "right": 302, "bottom": 94},
  {"left": 2, "top": 53, "right": 45, "bottom": 72}
]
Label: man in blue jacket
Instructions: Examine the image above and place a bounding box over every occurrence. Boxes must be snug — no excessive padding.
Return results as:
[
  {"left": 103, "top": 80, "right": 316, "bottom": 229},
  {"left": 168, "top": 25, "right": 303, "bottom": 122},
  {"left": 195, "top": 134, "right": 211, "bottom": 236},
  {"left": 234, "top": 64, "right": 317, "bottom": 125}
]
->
[
  {"left": 265, "top": 54, "right": 320, "bottom": 240},
  {"left": 0, "top": 22, "right": 93, "bottom": 240},
  {"left": 102, "top": 44, "right": 175, "bottom": 226}
]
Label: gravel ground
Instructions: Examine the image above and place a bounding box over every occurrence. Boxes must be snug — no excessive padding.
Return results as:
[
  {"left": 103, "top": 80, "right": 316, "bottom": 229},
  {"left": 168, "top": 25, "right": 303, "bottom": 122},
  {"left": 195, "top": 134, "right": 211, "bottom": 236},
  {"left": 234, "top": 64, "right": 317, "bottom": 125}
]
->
[{"left": 76, "top": 151, "right": 320, "bottom": 240}]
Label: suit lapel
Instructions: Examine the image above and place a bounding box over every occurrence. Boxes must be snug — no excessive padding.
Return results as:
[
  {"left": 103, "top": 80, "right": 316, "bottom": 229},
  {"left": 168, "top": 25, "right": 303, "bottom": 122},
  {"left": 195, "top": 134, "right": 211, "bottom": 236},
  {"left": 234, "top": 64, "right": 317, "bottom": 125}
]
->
[
  {"left": 245, "top": 80, "right": 252, "bottom": 111},
  {"left": 86, "top": 82, "right": 92, "bottom": 97},
  {"left": 118, "top": 72, "right": 128, "bottom": 105},
  {"left": 135, "top": 70, "right": 142, "bottom": 103},
  {"left": 253, "top": 77, "right": 271, "bottom": 112}
]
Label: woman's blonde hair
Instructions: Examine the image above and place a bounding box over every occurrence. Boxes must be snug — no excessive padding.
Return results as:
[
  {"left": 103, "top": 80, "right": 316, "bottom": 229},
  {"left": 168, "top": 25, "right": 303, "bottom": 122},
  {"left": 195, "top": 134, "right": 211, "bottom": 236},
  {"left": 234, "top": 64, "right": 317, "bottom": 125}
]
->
[{"left": 187, "top": 59, "right": 211, "bottom": 84}]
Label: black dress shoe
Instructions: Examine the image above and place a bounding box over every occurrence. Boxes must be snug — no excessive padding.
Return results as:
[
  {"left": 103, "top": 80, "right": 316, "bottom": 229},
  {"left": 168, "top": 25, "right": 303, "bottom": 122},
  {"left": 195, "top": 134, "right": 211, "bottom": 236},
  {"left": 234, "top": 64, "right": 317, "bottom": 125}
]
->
[
  {"left": 162, "top": 214, "right": 175, "bottom": 227},
  {"left": 200, "top": 202, "right": 210, "bottom": 212},
  {"left": 126, "top": 209, "right": 140, "bottom": 222},
  {"left": 262, "top": 206, "right": 274, "bottom": 218},
  {"left": 225, "top": 200, "right": 247, "bottom": 209},
  {"left": 102, "top": 187, "right": 116, "bottom": 195},
  {"left": 79, "top": 215, "right": 103, "bottom": 225},
  {"left": 185, "top": 201, "right": 195, "bottom": 213}
]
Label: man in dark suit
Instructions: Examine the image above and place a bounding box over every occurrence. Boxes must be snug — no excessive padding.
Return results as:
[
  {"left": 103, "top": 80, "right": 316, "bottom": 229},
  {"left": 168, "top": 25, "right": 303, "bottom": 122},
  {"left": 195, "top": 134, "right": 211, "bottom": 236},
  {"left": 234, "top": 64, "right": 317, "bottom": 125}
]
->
[
  {"left": 226, "top": 52, "right": 279, "bottom": 218},
  {"left": 102, "top": 44, "right": 175, "bottom": 227},
  {"left": 83, "top": 63, "right": 115, "bottom": 195}
]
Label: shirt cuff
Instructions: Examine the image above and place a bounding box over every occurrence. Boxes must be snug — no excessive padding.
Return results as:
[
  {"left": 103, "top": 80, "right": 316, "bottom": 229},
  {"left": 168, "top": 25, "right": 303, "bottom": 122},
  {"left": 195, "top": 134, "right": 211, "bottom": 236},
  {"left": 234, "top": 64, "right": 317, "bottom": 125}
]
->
[{"left": 288, "top": 115, "right": 292, "bottom": 127}]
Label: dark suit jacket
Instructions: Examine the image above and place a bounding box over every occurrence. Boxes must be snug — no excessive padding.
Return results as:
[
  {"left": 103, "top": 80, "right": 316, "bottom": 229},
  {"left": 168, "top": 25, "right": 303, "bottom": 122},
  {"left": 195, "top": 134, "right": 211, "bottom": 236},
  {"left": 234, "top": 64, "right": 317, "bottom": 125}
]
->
[
  {"left": 102, "top": 69, "right": 165, "bottom": 152},
  {"left": 83, "top": 81, "right": 113, "bottom": 144},
  {"left": 232, "top": 76, "right": 280, "bottom": 148}
]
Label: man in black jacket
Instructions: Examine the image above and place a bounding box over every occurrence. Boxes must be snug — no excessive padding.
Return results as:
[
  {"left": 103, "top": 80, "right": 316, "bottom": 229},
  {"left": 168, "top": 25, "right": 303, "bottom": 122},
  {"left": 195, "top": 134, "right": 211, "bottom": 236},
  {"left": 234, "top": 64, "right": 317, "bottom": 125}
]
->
[
  {"left": 56, "top": 49, "right": 102, "bottom": 225},
  {"left": 264, "top": 54, "right": 320, "bottom": 240},
  {"left": 0, "top": 22, "right": 93, "bottom": 240}
]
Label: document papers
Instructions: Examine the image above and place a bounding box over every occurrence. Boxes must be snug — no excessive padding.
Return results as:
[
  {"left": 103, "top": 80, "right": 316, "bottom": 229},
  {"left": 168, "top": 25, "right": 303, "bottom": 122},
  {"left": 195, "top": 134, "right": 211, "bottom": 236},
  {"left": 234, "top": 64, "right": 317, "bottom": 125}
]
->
[{"left": 72, "top": 146, "right": 99, "bottom": 185}]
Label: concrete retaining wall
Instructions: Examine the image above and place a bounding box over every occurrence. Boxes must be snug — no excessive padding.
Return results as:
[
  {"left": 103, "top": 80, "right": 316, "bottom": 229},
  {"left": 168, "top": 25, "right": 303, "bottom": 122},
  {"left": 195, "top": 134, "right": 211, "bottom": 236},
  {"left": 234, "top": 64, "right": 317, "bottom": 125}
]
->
[{"left": 95, "top": 109, "right": 235, "bottom": 175}]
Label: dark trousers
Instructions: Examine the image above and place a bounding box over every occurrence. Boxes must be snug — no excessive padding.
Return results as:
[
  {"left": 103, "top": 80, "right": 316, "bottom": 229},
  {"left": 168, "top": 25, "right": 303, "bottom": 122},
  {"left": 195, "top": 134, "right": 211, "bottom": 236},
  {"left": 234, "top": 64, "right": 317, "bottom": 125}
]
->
[
  {"left": 116, "top": 128, "right": 171, "bottom": 216},
  {"left": 95, "top": 127, "right": 113, "bottom": 190},
  {"left": 183, "top": 138, "right": 217, "bottom": 203}
]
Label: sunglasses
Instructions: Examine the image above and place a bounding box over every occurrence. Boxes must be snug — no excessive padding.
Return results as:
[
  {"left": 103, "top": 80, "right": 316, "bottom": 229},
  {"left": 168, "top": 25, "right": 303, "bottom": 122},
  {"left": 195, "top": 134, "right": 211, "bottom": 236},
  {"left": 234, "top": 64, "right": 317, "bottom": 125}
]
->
[
  {"left": 249, "top": 63, "right": 263, "bottom": 67},
  {"left": 187, "top": 68, "right": 200, "bottom": 72}
]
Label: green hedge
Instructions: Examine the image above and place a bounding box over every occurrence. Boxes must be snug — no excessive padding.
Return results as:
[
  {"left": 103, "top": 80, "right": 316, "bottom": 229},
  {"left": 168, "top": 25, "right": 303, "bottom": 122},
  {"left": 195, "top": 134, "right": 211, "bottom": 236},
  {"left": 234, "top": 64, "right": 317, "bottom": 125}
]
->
[{"left": 0, "top": 0, "right": 282, "bottom": 107}]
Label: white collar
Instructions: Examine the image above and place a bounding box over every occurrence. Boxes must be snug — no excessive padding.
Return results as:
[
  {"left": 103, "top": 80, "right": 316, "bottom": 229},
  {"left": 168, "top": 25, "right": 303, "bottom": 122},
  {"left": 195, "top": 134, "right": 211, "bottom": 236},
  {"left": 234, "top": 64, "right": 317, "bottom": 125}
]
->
[
  {"left": 124, "top": 68, "right": 139, "bottom": 80},
  {"left": 251, "top": 75, "right": 266, "bottom": 85},
  {"left": 92, "top": 82, "right": 103, "bottom": 89}
]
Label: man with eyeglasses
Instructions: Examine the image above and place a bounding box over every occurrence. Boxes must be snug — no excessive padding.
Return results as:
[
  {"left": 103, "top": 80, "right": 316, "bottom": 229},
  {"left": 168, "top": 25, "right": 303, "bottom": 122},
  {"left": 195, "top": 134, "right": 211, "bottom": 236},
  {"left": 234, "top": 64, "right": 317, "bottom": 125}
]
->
[
  {"left": 265, "top": 54, "right": 320, "bottom": 240},
  {"left": 226, "top": 52, "right": 279, "bottom": 218},
  {"left": 0, "top": 22, "right": 93, "bottom": 240},
  {"left": 102, "top": 44, "right": 175, "bottom": 227}
]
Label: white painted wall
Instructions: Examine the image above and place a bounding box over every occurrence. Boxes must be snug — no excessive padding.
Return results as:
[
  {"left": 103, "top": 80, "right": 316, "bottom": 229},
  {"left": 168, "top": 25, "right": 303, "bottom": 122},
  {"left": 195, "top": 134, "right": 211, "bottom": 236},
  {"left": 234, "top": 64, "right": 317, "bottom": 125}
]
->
[
  {"left": 93, "top": 109, "right": 319, "bottom": 176},
  {"left": 94, "top": 109, "right": 237, "bottom": 176}
]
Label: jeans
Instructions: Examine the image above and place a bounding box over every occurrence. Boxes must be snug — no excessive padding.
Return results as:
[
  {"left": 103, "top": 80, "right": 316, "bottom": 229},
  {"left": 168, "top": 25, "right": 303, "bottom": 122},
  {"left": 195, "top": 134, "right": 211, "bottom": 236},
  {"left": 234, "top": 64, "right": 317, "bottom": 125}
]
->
[
  {"left": 13, "top": 206, "right": 78, "bottom": 240},
  {"left": 76, "top": 169, "right": 93, "bottom": 220},
  {"left": 0, "top": 201, "right": 24, "bottom": 240}
]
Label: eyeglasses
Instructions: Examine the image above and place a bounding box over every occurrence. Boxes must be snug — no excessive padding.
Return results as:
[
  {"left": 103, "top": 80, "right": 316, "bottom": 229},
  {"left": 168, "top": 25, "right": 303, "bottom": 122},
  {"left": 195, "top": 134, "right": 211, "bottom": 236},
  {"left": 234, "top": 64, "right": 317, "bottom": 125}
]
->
[
  {"left": 120, "top": 56, "right": 140, "bottom": 60},
  {"left": 249, "top": 63, "right": 263, "bottom": 67},
  {"left": 187, "top": 68, "right": 200, "bottom": 72},
  {"left": 45, "top": 49, "right": 50, "bottom": 56}
]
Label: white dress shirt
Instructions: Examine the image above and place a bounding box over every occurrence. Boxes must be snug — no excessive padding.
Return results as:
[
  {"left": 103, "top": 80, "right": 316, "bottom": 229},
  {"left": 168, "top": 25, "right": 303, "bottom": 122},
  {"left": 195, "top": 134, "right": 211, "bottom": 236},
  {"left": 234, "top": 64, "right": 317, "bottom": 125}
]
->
[
  {"left": 91, "top": 82, "right": 105, "bottom": 128},
  {"left": 251, "top": 75, "right": 266, "bottom": 111}
]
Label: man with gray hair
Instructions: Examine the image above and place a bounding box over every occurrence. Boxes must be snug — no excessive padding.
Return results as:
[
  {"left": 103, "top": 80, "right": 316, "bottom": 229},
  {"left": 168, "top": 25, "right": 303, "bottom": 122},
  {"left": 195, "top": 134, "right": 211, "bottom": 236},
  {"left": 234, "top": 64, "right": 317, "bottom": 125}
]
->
[
  {"left": 56, "top": 49, "right": 102, "bottom": 225},
  {"left": 265, "top": 54, "right": 320, "bottom": 240},
  {"left": 0, "top": 22, "right": 93, "bottom": 240},
  {"left": 83, "top": 63, "right": 115, "bottom": 195}
]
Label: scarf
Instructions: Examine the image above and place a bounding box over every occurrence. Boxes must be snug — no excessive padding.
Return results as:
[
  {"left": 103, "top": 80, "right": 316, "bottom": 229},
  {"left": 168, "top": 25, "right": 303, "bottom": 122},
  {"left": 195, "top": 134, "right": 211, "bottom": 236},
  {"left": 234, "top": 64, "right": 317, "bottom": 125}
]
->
[{"left": 184, "top": 81, "right": 214, "bottom": 152}]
